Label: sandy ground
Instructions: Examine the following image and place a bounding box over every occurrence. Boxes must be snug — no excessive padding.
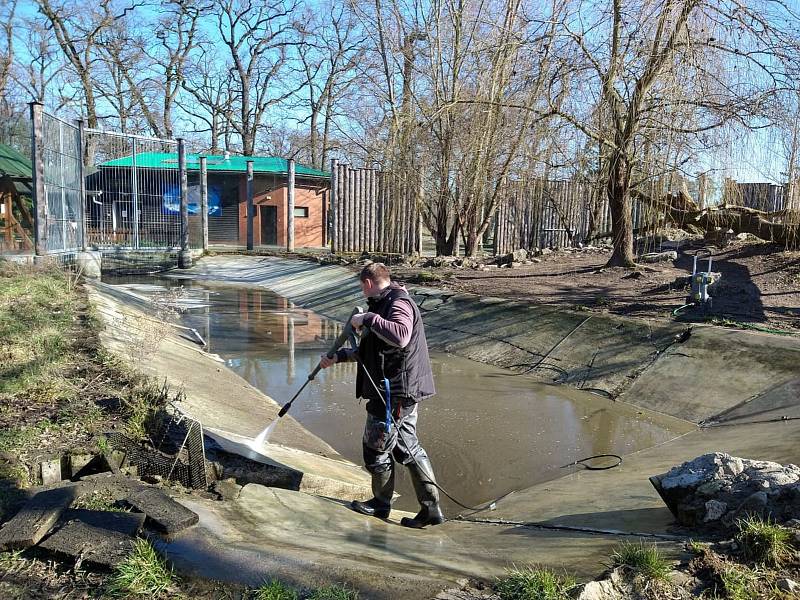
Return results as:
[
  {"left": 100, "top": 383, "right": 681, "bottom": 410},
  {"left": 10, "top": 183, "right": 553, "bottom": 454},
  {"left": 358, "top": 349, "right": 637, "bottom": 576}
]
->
[{"left": 387, "top": 239, "right": 800, "bottom": 333}]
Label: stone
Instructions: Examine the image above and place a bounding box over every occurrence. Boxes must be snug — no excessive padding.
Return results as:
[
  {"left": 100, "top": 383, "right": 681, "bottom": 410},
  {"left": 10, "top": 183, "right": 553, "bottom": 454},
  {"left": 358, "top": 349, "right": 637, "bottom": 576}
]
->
[
  {"left": 777, "top": 578, "right": 799, "bottom": 593},
  {"left": 651, "top": 453, "right": 800, "bottom": 531},
  {"left": 60, "top": 508, "right": 146, "bottom": 537},
  {"left": 40, "top": 459, "right": 64, "bottom": 486},
  {"left": 212, "top": 478, "right": 243, "bottom": 502},
  {"left": 68, "top": 454, "right": 95, "bottom": 478},
  {"left": 704, "top": 499, "right": 728, "bottom": 522},
  {"left": 38, "top": 519, "right": 136, "bottom": 568},
  {"left": 640, "top": 251, "right": 678, "bottom": 263},
  {"left": 0, "top": 482, "right": 87, "bottom": 550},
  {"left": 573, "top": 579, "right": 623, "bottom": 600},
  {"left": 511, "top": 248, "right": 528, "bottom": 262},
  {"left": 125, "top": 487, "right": 198, "bottom": 534}
]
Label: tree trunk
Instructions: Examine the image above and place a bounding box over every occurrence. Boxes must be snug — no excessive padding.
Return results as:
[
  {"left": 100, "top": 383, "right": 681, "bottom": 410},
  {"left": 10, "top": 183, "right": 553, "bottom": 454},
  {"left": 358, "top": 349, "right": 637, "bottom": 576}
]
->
[{"left": 606, "top": 152, "right": 635, "bottom": 267}]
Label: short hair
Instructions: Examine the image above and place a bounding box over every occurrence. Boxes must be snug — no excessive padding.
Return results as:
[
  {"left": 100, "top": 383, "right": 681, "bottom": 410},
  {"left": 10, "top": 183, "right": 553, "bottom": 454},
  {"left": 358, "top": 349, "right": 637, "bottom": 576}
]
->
[{"left": 359, "top": 262, "right": 391, "bottom": 283}]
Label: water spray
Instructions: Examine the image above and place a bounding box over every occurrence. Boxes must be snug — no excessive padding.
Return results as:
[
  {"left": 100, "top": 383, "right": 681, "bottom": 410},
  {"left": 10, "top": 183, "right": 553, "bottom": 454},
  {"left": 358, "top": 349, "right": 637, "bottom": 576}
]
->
[{"left": 251, "top": 306, "right": 363, "bottom": 447}]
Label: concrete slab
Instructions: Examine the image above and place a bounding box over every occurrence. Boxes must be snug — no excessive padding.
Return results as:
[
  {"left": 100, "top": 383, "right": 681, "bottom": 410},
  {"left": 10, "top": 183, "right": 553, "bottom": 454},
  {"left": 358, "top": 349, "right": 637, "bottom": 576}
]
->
[
  {"left": 486, "top": 419, "right": 800, "bottom": 537},
  {"left": 88, "top": 284, "right": 373, "bottom": 499},
  {"left": 126, "top": 487, "right": 199, "bottom": 534},
  {"left": 206, "top": 429, "right": 371, "bottom": 501},
  {"left": 155, "top": 485, "right": 683, "bottom": 600},
  {"left": 175, "top": 255, "right": 800, "bottom": 424},
  {"left": 60, "top": 509, "right": 146, "bottom": 537},
  {"left": 38, "top": 519, "right": 136, "bottom": 568},
  {"left": 0, "top": 482, "right": 86, "bottom": 551}
]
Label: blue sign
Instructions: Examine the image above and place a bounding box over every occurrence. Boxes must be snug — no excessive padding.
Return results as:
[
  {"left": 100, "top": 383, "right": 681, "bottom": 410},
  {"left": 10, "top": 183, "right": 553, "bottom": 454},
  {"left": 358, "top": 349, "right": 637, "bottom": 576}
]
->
[{"left": 163, "top": 184, "right": 221, "bottom": 216}]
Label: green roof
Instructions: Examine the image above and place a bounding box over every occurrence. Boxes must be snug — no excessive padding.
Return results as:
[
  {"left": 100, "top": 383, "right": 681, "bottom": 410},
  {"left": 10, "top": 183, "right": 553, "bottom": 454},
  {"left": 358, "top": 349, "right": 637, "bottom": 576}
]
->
[
  {"left": 98, "top": 152, "right": 329, "bottom": 178},
  {"left": 0, "top": 143, "right": 32, "bottom": 180}
]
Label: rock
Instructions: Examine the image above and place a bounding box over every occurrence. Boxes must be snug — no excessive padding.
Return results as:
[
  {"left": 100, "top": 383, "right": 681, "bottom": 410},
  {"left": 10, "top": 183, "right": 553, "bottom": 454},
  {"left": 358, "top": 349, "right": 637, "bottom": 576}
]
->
[
  {"left": 668, "top": 570, "right": 695, "bottom": 588},
  {"left": 540, "top": 248, "right": 553, "bottom": 255},
  {"left": 573, "top": 580, "right": 623, "bottom": 600},
  {"left": 512, "top": 248, "right": 528, "bottom": 262},
  {"left": 777, "top": 578, "right": 799, "bottom": 593},
  {"left": 704, "top": 499, "right": 728, "bottom": 522},
  {"left": 651, "top": 453, "right": 800, "bottom": 531},
  {"left": 640, "top": 251, "right": 678, "bottom": 263},
  {"left": 40, "top": 459, "right": 65, "bottom": 486},
  {"left": 212, "top": 478, "right": 243, "bottom": 502},
  {"left": 532, "top": 258, "right": 541, "bottom": 263}
]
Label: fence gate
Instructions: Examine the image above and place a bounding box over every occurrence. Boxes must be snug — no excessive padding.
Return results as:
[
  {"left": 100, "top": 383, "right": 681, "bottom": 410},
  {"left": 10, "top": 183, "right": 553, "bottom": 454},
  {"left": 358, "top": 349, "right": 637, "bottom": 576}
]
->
[
  {"left": 31, "top": 105, "right": 84, "bottom": 255},
  {"left": 329, "top": 161, "right": 421, "bottom": 255}
]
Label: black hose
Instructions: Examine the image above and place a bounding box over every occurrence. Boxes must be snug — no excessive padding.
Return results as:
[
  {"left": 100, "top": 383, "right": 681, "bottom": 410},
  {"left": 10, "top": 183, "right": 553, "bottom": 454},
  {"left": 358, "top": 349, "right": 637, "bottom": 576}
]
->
[{"left": 560, "top": 454, "right": 622, "bottom": 470}]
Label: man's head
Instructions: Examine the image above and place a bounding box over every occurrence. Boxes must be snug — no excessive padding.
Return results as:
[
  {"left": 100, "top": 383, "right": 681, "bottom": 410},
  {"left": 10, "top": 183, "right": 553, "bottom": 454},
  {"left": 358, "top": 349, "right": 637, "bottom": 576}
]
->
[{"left": 359, "top": 262, "right": 391, "bottom": 298}]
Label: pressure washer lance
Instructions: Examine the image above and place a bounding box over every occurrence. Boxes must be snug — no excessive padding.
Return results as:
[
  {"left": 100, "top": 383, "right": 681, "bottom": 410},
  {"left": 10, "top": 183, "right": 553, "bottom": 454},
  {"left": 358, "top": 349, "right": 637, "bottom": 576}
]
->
[{"left": 276, "top": 306, "right": 364, "bottom": 419}]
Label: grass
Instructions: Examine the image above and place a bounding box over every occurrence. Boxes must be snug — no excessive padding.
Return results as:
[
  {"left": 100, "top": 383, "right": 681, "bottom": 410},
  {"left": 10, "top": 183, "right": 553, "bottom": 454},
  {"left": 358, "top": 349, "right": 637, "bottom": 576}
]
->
[
  {"left": 735, "top": 515, "right": 796, "bottom": 567},
  {"left": 106, "top": 538, "right": 176, "bottom": 598},
  {"left": 495, "top": 566, "right": 577, "bottom": 600},
  {"left": 719, "top": 564, "right": 762, "bottom": 600},
  {"left": 307, "top": 583, "right": 360, "bottom": 600},
  {"left": 253, "top": 579, "right": 298, "bottom": 600},
  {"left": 609, "top": 540, "right": 671, "bottom": 581},
  {"left": 73, "top": 489, "right": 129, "bottom": 512}
]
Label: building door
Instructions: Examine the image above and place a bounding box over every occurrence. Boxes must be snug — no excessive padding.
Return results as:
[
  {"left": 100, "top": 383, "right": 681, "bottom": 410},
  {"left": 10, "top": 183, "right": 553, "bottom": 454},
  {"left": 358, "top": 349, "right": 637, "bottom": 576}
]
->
[{"left": 260, "top": 205, "right": 277, "bottom": 245}]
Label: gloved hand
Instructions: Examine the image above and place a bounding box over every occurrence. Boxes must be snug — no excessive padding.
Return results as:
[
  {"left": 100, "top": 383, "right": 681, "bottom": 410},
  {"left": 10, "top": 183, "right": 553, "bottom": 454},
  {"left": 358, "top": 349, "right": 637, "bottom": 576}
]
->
[{"left": 319, "top": 353, "right": 337, "bottom": 369}]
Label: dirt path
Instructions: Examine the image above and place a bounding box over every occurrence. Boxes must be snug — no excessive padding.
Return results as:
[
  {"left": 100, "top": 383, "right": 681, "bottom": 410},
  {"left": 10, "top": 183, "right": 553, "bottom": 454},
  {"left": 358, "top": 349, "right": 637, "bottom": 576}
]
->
[{"left": 387, "top": 240, "right": 800, "bottom": 333}]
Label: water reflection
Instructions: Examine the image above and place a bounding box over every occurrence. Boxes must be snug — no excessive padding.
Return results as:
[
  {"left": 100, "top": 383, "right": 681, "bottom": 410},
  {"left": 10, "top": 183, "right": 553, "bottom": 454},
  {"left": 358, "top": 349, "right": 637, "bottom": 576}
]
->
[{"left": 106, "top": 277, "right": 691, "bottom": 513}]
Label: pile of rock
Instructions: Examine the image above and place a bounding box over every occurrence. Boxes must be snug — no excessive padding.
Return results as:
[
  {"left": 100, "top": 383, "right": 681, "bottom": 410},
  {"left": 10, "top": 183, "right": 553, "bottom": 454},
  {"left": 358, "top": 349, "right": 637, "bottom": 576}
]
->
[{"left": 650, "top": 452, "right": 800, "bottom": 532}]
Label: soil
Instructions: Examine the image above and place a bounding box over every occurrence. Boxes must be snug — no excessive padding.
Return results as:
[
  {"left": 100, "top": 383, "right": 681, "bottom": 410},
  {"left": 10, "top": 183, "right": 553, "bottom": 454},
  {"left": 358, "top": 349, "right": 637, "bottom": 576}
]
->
[{"left": 387, "top": 239, "right": 800, "bottom": 334}]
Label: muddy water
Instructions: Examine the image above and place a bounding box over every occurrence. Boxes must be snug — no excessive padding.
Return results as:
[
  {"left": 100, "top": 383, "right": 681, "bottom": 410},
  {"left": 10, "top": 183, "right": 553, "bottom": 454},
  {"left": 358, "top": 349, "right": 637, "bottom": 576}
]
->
[{"left": 107, "top": 278, "right": 693, "bottom": 513}]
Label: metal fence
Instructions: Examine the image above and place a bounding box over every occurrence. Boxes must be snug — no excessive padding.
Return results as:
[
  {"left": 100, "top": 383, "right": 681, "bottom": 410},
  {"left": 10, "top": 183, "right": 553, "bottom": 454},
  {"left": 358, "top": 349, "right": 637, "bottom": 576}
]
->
[
  {"left": 83, "top": 130, "right": 184, "bottom": 249},
  {"left": 32, "top": 106, "right": 84, "bottom": 254}
]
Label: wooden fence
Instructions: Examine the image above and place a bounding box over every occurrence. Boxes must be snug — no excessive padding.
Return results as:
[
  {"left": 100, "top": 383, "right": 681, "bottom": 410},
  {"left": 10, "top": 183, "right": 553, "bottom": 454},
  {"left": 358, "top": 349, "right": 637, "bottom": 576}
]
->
[{"left": 330, "top": 161, "right": 421, "bottom": 254}]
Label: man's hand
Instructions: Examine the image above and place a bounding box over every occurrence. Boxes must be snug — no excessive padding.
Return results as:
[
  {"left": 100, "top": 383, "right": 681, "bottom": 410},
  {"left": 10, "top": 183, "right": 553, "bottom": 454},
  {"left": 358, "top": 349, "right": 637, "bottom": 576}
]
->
[
  {"left": 319, "top": 353, "right": 337, "bottom": 369},
  {"left": 350, "top": 312, "right": 367, "bottom": 330}
]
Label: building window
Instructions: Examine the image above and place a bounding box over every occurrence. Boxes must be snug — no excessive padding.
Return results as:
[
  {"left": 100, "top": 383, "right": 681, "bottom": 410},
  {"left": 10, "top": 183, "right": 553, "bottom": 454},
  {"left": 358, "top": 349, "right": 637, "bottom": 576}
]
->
[{"left": 293, "top": 207, "right": 309, "bottom": 218}]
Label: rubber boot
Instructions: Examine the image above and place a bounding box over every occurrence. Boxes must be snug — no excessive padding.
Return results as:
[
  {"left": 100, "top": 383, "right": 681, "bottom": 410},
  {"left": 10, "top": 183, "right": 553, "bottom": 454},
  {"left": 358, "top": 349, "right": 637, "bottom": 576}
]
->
[
  {"left": 351, "top": 468, "right": 393, "bottom": 519},
  {"left": 401, "top": 457, "right": 445, "bottom": 528}
]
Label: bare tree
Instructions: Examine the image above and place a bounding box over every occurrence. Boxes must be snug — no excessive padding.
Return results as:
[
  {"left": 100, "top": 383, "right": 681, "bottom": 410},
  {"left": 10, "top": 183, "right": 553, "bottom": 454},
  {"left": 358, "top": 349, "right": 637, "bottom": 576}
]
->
[
  {"left": 210, "top": 0, "right": 302, "bottom": 155},
  {"left": 294, "top": 3, "right": 363, "bottom": 168},
  {"left": 552, "top": 0, "right": 800, "bottom": 266}
]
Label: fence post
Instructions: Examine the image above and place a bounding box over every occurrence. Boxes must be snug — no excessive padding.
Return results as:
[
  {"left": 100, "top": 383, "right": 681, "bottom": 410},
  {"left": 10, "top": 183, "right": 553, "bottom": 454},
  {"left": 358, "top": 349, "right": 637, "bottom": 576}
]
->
[
  {"left": 177, "top": 138, "right": 191, "bottom": 268},
  {"left": 330, "top": 159, "right": 338, "bottom": 252},
  {"left": 76, "top": 119, "right": 87, "bottom": 251},
  {"left": 131, "top": 137, "right": 140, "bottom": 249},
  {"left": 30, "top": 102, "right": 47, "bottom": 257},
  {"left": 287, "top": 158, "right": 295, "bottom": 251},
  {"left": 200, "top": 156, "right": 208, "bottom": 252},
  {"left": 246, "top": 160, "right": 254, "bottom": 250}
]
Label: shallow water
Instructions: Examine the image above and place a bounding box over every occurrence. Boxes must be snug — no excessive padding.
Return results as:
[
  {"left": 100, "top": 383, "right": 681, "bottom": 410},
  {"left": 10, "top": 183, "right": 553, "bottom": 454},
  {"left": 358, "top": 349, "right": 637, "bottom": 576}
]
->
[{"left": 106, "top": 276, "right": 693, "bottom": 513}]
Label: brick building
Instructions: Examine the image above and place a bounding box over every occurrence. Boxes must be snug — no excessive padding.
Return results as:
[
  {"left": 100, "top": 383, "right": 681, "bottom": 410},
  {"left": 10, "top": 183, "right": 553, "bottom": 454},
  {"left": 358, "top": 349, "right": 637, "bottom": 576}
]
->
[{"left": 90, "top": 152, "right": 330, "bottom": 248}]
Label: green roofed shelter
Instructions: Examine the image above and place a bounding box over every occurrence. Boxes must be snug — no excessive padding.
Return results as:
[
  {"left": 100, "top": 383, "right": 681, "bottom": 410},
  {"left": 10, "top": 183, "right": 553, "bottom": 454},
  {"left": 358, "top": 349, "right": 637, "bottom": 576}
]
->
[
  {"left": 0, "top": 143, "right": 33, "bottom": 181},
  {"left": 89, "top": 151, "right": 330, "bottom": 248},
  {"left": 98, "top": 152, "right": 330, "bottom": 179},
  {"left": 0, "top": 143, "right": 34, "bottom": 252}
]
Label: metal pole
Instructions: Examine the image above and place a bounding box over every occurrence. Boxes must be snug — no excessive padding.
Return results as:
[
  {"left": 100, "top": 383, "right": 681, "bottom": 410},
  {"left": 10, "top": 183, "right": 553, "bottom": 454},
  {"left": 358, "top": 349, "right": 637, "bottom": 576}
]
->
[
  {"left": 287, "top": 158, "right": 295, "bottom": 251},
  {"left": 58, "top": 121, "right": 68, "bottom": 251},
  {"left": 246, "top": 160, "right": 254, "bottom": 250},
  {"left": 200, "top": 156, "right": 208, "bottom": 252},
  {"left": 131, "top": 137, "right": 140, "bottom": 249},
  {"left": 76, "top": 119, "right": 87, "bottom": 251},
  {"left": 30, "top": 102, "right": 47, "bottom": 257},
  {"left": 330, "top": 159, "right": 338, "bottom": 252},
  {"left": 178, "top": 138, "right": 191, "bottom": 268}
]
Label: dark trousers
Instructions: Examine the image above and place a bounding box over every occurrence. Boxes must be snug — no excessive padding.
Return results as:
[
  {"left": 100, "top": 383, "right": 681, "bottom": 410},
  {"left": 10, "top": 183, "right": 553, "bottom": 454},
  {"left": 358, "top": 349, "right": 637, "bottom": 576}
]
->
[{"left": 362, "top": 404, "right": 428, "bottom": 474}]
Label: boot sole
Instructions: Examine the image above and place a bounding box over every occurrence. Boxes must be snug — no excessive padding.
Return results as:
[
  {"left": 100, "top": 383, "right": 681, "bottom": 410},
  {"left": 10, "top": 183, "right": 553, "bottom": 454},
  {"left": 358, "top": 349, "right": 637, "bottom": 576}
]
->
[{"left": 400, "top": 516, "right": 446, "bottom": 528}]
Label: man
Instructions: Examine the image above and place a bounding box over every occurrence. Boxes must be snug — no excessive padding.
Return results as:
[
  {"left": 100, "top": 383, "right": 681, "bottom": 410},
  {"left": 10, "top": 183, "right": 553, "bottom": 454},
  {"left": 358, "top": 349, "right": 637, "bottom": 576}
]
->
[{"left": 319, "top": 262, "right": 445, "bottom": 528}]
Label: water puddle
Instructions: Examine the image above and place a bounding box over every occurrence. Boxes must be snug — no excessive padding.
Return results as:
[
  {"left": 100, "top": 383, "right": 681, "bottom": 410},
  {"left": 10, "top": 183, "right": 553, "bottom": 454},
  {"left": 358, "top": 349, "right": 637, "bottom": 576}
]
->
[{"left": 104, "top": 276, "right": 693, "bottom": 512}]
